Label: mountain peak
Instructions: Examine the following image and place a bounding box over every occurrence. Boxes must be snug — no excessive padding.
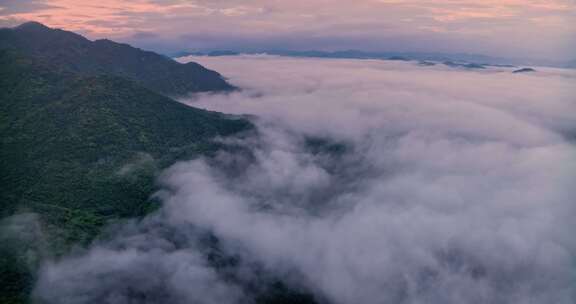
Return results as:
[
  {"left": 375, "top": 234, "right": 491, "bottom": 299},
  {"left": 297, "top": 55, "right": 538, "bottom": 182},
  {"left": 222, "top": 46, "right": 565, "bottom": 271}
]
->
[
  {"left": 15, "top": 21, "right": 51, "bottom": 31},
  {"left": 1, "top": 23, "right": 236, "bottom": 96}
]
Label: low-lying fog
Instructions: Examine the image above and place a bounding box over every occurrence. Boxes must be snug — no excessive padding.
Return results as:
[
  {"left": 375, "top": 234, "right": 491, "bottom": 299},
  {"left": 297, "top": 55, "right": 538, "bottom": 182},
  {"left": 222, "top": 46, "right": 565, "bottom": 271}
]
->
[{"left": 35, "top": 56, "right": 576, "bottom": 304}]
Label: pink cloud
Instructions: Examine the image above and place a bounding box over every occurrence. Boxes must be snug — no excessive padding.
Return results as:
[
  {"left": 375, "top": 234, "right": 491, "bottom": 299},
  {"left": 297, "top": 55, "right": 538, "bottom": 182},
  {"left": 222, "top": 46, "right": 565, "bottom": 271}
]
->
[{"left": 1, "top": 0, "right": 574, "bottom": 59}]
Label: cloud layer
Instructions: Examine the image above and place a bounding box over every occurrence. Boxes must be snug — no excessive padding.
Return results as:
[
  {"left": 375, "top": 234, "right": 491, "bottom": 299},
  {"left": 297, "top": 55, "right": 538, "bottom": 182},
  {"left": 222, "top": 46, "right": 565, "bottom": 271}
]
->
[{"left": 34, "top": 56, "right": 576, "bottom": 303}]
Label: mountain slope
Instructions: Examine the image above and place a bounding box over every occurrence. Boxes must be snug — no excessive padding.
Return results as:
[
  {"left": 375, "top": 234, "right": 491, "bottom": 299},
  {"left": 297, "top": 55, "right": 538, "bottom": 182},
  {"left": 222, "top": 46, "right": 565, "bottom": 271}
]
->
[
  {"left": 0, "top": 48, "right": 252, "bottom": 303},
  {"left": 0, "top": 48, "right": 250, "bottom": 223},
  {"left": 0, "top": 22, "right": 235, "bottom": 96}
]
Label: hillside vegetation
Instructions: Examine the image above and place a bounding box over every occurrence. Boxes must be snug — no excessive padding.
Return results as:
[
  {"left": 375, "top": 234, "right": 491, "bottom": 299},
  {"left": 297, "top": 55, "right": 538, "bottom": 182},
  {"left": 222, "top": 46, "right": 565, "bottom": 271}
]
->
[
  {"left": 0, "top": 24, "right": 251, "bottom": 303},
  {"left": 0, "top": 22, "right": 236, "bottom": 96}
]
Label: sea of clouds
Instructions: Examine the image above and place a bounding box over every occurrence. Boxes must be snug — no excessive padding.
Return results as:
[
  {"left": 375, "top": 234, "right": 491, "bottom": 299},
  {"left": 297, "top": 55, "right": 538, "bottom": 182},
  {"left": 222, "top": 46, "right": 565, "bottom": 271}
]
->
[{"left": 34, "top": 56, "right": 576, "bottom": 304}]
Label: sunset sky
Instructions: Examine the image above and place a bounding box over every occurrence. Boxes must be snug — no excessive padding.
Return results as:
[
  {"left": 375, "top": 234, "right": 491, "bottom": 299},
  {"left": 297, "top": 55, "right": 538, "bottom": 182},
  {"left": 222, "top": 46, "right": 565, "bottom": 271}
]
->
[{"left": 1, "top": 0, "right": 575, "bottom": 60}]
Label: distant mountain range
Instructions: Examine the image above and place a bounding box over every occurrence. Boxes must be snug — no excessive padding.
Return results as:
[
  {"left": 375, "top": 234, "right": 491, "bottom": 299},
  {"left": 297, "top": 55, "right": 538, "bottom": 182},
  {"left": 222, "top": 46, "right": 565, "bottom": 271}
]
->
[
  {"left": 0, "top": 22, "right": 236, "bottom": 97},
  {"left": 0, "top": 22, "right": 251, "bottom": 304},
  {"left": 177, "top": 49, "right": 575, "bottom": 69}
]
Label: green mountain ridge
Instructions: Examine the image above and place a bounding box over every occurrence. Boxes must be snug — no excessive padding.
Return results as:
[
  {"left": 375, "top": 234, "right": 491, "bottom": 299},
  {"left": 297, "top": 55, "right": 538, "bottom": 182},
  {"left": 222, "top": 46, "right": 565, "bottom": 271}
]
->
[
  {"left": 0, "top": 49, "right": 250, "bottom": 218},
  {"left": 0, "top": 24, "right": 252, "bottom": 303},
  {"left": 0, "top": 22, "right": 236, "bottom": 97}
]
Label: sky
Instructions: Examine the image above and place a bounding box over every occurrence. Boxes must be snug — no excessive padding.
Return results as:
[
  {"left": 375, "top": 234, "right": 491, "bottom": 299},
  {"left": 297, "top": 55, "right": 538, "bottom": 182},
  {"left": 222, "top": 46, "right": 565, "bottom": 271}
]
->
[
  {"left": 0, "top": 0, "right": 575, "bottom": 60},
  {"left": 32, "top": 56, "right": 576, "bottom": 304}
]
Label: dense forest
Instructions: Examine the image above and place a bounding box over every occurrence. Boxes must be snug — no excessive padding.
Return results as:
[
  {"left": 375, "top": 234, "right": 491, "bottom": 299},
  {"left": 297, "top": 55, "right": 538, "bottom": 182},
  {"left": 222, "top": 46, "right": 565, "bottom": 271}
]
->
[{"left": 0, "top": 23, "right": 252, "bottom": 304}]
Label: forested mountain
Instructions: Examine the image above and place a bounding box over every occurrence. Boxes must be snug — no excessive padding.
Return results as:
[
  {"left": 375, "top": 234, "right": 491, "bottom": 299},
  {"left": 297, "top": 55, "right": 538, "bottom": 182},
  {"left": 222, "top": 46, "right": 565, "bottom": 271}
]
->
[
  {"left": 0, "top": 22, "right": 236, "bottom": 97},
  {"left": 0, "top": 24, "right": 251, "bottom": 304}
]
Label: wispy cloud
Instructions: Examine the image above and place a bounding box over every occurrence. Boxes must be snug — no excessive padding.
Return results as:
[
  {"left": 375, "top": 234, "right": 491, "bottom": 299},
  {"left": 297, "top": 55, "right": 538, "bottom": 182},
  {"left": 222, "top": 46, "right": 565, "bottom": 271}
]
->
[{"left": 34, "top": 56, "right": 576, "bottom": 303}]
